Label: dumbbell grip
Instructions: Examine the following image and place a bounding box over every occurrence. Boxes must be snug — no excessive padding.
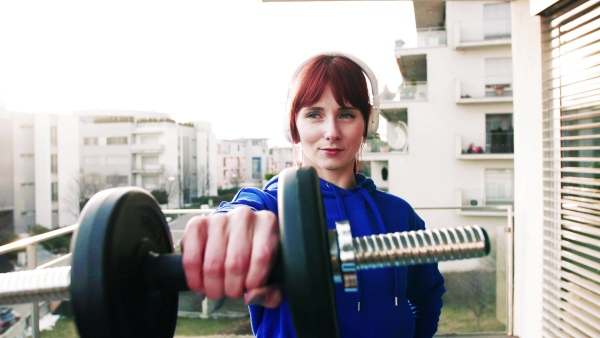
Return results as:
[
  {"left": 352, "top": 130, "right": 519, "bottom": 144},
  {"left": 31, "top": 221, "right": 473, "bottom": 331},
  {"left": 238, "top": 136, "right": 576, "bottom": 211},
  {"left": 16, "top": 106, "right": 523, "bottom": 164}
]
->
[{"left": 142, "top": 251, "right": 285, "bottom": 295}]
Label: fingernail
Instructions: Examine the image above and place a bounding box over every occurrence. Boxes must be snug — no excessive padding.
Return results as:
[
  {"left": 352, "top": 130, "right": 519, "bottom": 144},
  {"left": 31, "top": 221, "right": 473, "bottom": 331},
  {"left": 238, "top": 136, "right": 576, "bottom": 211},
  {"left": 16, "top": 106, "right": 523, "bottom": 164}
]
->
[
  {"left": 195, "top": 292, "right": 206, "bottom": 302},
  {"left": 246, "top": 295, "right": 265, "bottom": 306}
]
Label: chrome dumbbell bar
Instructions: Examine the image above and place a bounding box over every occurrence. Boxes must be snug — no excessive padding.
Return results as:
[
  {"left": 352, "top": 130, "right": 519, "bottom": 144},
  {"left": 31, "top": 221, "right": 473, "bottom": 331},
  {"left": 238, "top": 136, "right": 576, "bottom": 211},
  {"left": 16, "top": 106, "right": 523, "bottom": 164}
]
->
[
  {"left": 0, "top": 224, "right": 490, "bottom": 305},
  {"left": 330, "top": 224, "right": 490, "bottom": 291}
]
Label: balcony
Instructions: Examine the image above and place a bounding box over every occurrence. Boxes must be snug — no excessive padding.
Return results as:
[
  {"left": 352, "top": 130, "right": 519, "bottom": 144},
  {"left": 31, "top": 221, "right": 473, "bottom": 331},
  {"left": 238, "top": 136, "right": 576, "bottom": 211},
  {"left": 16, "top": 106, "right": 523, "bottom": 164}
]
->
[
  {"left": 455, "top": 78, "right": 513, "bottom": 104},
  {"left": 0, "top": 206, "right": 514, "bottom": 337},
  {"left": 456, "top": 189, "right": 513, "bottom": 217},
  {"left": 131, "top": 143, "right": 165, "bottom": 154},
  {"left": 131, "top": 164, "right": 165, "bottom": 174},
  {"left": 394, "top": 27, "right": 447, "bottom": 51},
  {"left": 380, "top": 82, "right": 428, "bottom": 105},
  {"left": 454, "top": 19, "right": 512, "bottom": 50},
  {"left": 456, "top": 133, "right": 514, "bottom": 160}
]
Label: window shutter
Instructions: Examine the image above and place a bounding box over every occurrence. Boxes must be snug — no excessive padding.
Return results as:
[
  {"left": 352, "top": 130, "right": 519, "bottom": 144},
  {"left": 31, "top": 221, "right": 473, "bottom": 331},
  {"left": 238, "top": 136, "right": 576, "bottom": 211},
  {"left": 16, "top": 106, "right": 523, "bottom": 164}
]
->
[{"left": 542, "top": 0, "right": 600, "bottom": 336}]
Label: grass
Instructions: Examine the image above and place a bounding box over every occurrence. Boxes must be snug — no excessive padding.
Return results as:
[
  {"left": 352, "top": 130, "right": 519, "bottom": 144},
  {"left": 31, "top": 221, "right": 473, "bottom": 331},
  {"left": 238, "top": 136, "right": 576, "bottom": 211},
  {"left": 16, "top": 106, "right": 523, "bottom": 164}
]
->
[
  {"left": 40, "top": 316, "right": 252, "bottom": 337},
  {"left": 41, "top": 303, "right": 506, "bottom": 337},
  {"left": 438, "top": 303, "right": 507, "bottom": 334}
]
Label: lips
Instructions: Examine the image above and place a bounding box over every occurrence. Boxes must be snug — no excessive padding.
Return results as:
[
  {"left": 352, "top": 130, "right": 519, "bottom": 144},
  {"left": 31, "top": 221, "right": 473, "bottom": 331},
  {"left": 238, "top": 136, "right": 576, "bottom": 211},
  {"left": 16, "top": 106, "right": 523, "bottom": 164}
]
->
[{"left": 320, "top": 148, "right": 342, "bottom": 155}]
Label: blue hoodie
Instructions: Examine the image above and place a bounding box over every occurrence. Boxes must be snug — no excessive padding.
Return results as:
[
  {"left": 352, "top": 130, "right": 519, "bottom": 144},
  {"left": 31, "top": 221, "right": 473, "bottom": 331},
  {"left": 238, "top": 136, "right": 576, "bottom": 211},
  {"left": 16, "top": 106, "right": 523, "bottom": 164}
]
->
[{"left": 217, "top": 173, "right": 445, "bottom": 338}]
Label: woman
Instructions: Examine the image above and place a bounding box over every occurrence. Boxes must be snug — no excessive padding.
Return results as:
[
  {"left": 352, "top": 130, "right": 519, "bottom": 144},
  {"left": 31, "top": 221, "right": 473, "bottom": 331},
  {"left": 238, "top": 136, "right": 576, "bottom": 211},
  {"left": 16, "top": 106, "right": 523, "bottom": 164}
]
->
[{"left": 181, "top": 52, "right": 445, "bottom": 337}]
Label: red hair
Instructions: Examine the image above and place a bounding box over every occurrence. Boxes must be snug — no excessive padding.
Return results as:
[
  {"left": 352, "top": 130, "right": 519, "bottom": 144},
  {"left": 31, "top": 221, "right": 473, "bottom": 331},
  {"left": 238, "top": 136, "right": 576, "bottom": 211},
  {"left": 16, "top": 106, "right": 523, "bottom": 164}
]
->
[{"left": 288, "top": 54, "right": 371, "bottom": 144}]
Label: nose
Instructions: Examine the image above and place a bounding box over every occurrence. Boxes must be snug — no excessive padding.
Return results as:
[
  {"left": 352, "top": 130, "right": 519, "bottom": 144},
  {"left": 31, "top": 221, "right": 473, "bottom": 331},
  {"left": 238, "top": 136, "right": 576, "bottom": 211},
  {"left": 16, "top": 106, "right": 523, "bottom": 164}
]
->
[{"left": 323, "top": 117, "right": 341, "bottom": 141}]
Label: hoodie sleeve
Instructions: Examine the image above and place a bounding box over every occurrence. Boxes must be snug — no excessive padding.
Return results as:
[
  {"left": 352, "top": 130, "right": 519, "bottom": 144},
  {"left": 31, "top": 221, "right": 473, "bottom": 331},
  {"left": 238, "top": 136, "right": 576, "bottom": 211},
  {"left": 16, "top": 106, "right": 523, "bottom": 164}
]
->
[
  {"left": 215, "top": 187, "right": 278, "bottom": 214},
  {"left": 406, "top": 214, "right": 446, "bottom": 338}
]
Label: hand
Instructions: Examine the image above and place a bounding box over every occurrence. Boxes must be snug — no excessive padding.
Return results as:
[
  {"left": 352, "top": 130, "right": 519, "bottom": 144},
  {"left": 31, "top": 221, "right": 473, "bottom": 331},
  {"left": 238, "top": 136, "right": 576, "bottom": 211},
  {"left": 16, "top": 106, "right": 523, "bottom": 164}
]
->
[{"left": 180, "top": 206, "right": 282, "bottom": 308}]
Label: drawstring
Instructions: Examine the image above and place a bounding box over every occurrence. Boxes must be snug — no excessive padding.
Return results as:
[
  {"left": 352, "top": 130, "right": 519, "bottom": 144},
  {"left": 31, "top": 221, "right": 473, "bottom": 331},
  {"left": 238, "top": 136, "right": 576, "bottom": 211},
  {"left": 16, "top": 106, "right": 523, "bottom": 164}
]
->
[
  {"left": 327, "top": 181, "right": 363, "bottom": 311},
  {"left": 357, "top": 187, "right": 401, "bottom": 307}
]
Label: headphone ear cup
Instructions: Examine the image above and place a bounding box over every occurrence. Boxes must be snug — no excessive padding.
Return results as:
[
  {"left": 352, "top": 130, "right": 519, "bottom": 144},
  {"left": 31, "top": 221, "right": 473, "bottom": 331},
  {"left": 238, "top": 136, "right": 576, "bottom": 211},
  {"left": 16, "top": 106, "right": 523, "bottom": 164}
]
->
[
  {"left": 283, "top": 113, "right": 293, "bottom": 143},
  {"left": 367, "top": 107, "right": 380, "bottom": 136}
]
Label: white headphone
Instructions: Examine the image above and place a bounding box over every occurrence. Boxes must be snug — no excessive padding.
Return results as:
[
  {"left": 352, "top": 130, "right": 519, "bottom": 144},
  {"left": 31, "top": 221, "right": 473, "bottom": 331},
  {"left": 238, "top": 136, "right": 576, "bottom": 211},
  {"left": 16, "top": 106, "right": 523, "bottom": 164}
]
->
[{"left": 283, "top": 51, "right": 380, "bottom": 143}]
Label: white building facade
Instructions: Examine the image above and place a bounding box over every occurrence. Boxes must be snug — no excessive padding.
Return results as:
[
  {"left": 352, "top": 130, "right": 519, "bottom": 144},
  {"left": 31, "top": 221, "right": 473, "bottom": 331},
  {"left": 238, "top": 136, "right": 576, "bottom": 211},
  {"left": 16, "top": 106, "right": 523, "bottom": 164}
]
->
[
  {"left": 0, "top": 109, "right": 80, "bottom": 233},
  {"left": 77, "top": 110, "right": 217, "bottom": 208}
]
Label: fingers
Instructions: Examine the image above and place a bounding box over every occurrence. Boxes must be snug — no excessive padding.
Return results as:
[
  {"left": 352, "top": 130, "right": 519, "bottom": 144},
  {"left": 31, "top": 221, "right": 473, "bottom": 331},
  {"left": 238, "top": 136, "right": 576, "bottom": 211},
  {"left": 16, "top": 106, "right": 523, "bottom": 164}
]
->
[
  {"left": 245, "top": 210, "right": 279, "bottom": 290},
  {"left": 223, "top": 208, "right": 254, "bottom": 298},
  {"left": 181, "top": 207, "right": 281, "bottom": 304}
]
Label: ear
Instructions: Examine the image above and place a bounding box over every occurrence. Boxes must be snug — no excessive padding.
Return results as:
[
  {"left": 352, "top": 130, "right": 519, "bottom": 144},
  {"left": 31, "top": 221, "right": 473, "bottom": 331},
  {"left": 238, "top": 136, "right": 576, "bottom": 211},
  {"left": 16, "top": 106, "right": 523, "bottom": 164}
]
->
[{"left": 293, "top": 143, "right": 303, "bottom": 168}]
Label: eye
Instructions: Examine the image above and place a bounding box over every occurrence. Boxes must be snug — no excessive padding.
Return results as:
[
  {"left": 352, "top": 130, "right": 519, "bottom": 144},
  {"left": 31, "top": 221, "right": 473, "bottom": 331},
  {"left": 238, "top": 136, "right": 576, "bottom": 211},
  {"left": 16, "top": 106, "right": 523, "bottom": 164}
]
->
[
  {"left": 305, "top": 111, "right": 321, "bottom": 119},
  {"left": 340, "top": 112, "right": 357, "bottom": 119}
]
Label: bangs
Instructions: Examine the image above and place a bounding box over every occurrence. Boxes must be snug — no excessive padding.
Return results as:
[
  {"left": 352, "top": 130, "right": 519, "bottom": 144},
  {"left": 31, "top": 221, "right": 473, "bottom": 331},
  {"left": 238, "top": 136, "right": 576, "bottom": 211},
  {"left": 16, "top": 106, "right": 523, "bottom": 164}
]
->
[
  {"left": 293, "top": 56, "right": 370, "bottom": 114},
  {"left": 289, "top": 55, "right": 371, "bottom": 142}
]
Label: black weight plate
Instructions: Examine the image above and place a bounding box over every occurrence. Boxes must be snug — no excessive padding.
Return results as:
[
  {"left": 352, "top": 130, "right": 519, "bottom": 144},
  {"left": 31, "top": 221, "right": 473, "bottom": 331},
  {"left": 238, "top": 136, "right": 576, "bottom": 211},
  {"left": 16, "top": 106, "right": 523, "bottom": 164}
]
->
[
  {"left": 278, "top": 167, "right": 339, "bottom": 338},
  {"left": 71, "top": 187, "right": 178, "bottom": 338}
]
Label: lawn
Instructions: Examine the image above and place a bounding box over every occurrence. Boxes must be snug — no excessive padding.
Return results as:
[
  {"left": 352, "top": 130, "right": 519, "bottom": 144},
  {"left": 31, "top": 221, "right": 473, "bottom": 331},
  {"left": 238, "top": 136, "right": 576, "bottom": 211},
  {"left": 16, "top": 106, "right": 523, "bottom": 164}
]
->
[
  {"left": 40, "top": 316, "right": 252, "bottom": 337},
  {"left": 41, "top": 304, "right": 506, "bottom": 337},
  {"left": 438, "top": 303, "right": 507, "bottom": 334}
]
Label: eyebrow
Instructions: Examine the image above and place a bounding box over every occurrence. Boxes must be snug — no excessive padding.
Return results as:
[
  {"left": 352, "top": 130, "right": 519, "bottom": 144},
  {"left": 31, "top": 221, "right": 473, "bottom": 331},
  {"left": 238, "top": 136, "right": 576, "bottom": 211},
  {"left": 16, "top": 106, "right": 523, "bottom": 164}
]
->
[{"left": 300, "top": 106, "right": 359, "bottom": 111}]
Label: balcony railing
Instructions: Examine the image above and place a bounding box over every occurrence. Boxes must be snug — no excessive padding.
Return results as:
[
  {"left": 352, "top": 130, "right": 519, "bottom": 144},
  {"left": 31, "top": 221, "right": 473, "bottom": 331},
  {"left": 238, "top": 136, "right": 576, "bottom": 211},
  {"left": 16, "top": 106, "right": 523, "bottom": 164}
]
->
[
  {"left": 455, "top": 77, "right": 513, "bottom": 104},
  {"left": 0, "top": 206, "right": 513, "bottom": 337},
  {"left": 131, "top": 164, "right": 165, "bottom": 174},
  {"left": 455, "top": 133, "right": 514, "bottom": 160},
  {"left": 454, "top": 19, "right": 512, "bottom": 50},
  {"left": 131, "top": 143, "right": 165, "bottom": 153},
  {"left": 381, "top": 82, "right": 428, "bottom": 103},
  {"left": 456, "top": 189, "right": 514, "bottom": 216},
  {"left": 395, "top": 27, "right": 447, "bottom": 49}
]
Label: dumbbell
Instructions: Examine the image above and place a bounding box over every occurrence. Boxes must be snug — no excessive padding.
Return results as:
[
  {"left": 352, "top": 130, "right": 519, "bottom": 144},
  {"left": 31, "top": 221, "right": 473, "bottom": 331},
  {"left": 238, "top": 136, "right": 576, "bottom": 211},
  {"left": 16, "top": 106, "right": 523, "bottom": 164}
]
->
[{"left": 0, "top": 167, "right": 490, "bottom": 338}]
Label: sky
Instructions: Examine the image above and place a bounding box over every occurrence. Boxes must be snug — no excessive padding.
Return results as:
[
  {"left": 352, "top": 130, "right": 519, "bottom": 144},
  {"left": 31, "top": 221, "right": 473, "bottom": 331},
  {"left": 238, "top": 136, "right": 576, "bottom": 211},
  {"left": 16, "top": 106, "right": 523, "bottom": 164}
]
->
[{"left": 0, "top": 0, "right": 416, "bottom": 144}]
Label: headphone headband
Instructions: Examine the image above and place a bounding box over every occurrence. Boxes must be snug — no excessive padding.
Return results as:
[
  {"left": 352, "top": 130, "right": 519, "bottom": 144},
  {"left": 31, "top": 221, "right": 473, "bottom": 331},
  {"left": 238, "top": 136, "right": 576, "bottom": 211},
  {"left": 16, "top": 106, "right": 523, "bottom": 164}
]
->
[{"left": 283, "top": 51, "right": 380, "bottom": 143}]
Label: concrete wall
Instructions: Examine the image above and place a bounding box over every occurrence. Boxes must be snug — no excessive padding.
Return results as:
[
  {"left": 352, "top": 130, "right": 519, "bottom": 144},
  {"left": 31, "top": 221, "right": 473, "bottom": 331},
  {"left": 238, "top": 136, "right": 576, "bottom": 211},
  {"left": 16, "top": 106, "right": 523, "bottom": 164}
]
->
[
  {"left": 34, "top": 114, "right": 52, "bottom": 229},
  {"left": 511, "top": 0, "right": 544, "bottom": 336},
  {"left": 57, "top": 114, "right": 80, "bottom": 226}
]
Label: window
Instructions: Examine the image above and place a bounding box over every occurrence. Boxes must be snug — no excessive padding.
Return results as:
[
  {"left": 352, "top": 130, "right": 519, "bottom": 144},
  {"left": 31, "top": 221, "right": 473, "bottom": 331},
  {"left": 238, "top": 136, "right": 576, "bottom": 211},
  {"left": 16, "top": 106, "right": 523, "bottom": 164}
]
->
[
  {"left": 106, "top": 175, "right": 128, "bottom": 186},
  {"left": 486, "top": 114, "right": 513, "bottom": 154},
  {"left": 142, "top": 175, "right": 159, "bottom": 190},
  {"left": 106, "top": 156, "right": 128, "bottom": 165},
  {"left": 51, "top": 182, "right": 58, "bottom": 201},
  {"left": 483, "top": 3, "right": 511, "bottom": 40},
  {"left": 252, "top": 157, "right": 262, "bottom": 179},
  {"left": 485, "top": 58, "right": 513, "bottom": 97},
  {"left": 51, "top": 154, "right": 58, "bottom": 174},
  {"left": 140, "top": 135, "right": 159, "bottom": 144},
  {"left": 485, "top": 168, "right": 513, "bottom": 206},
  {"left": 142, "top": 156, "right": 159, "bottom": 166},
  {"left": 83, "top": 137, "right": 98, "bottom": 146},
  {"left": 83, "top": 156, "right": 101, "bottom": 165},
  {"left": 50, "top": 126, "right": 57, "bottom": 146},
  {"left": 107, "top": 136, "right": 128, "bottom": 145}
]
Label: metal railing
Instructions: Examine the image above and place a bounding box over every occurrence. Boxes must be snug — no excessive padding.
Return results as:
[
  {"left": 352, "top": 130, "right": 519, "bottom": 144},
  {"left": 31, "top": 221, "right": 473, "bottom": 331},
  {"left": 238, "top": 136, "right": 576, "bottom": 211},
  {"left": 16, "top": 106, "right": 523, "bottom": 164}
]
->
[{"left": 0, "top": 205, "right": 513, "bottom": 337}]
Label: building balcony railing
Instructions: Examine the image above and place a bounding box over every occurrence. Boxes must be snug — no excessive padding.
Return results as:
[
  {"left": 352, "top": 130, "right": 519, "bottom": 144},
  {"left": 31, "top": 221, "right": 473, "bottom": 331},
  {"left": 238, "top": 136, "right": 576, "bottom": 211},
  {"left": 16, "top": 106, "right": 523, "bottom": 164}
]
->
[
  {"left": 131, "top": 143, "right": 165, "bottom": 153},
  {"left": 380, "top": 82, "right": 428, "bottom": 103},
  {"left": 456, "top": 189, "right": 514, "bottom": 217},
  {"left": 455, "top": 78, "right": 513, "bottom": 104},
  {"left": 0, "top": 205, "right": 514, "bottom": 337},
  {"left": 395, "top": 27, "right": 447, "bottom": 50},
  {"left": 131, "top": 164, "right": 165, "bottom": 174},
  {"left": 454, "top": 19, "right": 512, "bottom": 50},
  {"left": 455, "top": 133, "right": 514, "bottom": 160}
]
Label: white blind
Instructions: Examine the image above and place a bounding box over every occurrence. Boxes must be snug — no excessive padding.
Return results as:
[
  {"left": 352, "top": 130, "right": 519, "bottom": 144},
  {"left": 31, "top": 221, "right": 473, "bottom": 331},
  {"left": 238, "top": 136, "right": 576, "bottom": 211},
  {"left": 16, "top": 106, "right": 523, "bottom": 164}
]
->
[{"left": 542, "top": 0, "right": 600, "bottom": 336}]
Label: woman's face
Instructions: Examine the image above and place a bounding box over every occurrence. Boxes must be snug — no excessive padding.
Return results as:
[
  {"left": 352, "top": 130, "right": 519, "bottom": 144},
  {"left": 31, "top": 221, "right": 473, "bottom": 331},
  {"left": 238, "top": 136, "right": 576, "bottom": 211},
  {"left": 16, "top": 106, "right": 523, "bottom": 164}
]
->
[{"left": 295, "top": 85, "right": 365, "bottom": 182}]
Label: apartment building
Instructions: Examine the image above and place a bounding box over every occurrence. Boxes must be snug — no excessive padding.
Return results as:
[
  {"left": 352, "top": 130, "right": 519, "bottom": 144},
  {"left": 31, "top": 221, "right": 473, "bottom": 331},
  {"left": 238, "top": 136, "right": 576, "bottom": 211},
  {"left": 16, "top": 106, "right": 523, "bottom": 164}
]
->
[
  {"left": 267, "top": 146, "right": 294, "bottom": 175},
  {"left": 77, "top": 110, "right": 217, "bottom": 208},
  {"left": 216, "top": 138, "right": 270, "bottom": 189},
  {"left": 0, "top": 108, "right": 79, "bottom": 233}
]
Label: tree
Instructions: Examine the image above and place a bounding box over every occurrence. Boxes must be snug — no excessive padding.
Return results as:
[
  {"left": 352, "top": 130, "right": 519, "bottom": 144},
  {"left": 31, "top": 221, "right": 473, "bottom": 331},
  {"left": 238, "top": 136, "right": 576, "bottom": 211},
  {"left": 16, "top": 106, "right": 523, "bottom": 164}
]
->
[
  {"left": 160, "top": 172, "right": 180, "bottom": 208},
  {"left": 198, "top": 167, "right": 211, "bottom": 198},
  {"left": 151, "top": 189, "right": 169, "bottom": 205}
]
